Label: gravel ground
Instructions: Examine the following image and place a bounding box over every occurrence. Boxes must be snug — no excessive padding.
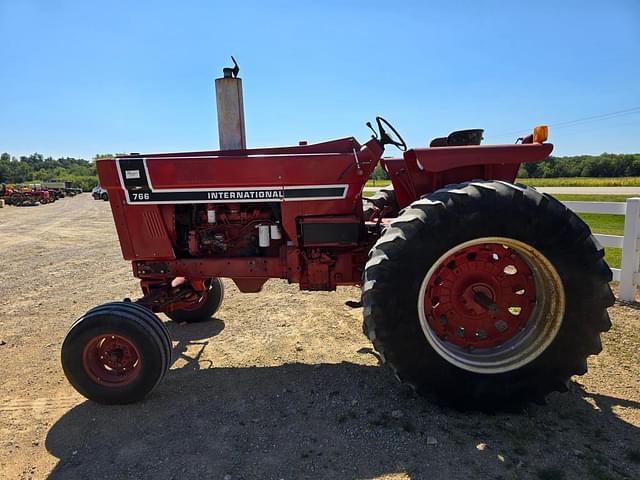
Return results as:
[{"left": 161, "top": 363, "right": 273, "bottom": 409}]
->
[{"left": 0, "top": 195, "right": 638, "bottom": 480}]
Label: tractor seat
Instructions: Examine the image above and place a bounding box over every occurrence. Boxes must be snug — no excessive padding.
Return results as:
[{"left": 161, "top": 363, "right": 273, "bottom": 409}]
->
[{"left": 430, "top": 129, "right": 484, "bottom": 147}]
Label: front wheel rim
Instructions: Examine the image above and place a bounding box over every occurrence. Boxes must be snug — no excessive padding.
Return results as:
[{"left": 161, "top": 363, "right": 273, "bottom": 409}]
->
[
  {"left": 82, "top": 334, "right": 142, "bottom": 386},
  {"left": 417, "top": 237, "right": 565, "bottom": 374}
]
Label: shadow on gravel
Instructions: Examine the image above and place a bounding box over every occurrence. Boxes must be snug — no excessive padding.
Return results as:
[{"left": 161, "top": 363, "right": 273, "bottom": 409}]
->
[
  {"left": 166, "top": 318, "right": 225, "bottom": 371},
  {"left": 45, "top": 324, "right": 640, "bottom": 480},
  {"left": 616, "top": 300, "right": 640, "bottom": 311}
]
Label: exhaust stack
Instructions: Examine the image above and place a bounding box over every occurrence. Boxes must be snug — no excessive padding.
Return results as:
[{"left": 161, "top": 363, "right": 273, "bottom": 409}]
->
[{"left": 215, "top": 57, "right": 246, "bottom": 150}]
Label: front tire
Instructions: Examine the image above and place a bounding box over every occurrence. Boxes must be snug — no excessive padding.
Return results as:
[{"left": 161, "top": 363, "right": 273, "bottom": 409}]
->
[
  {"left": 61, "top": 302, "right": 172, "bottom": 404},
  {"left": 362, "top": 181, "right": 614, "bottom": 408},
  {"left": 166, "top": 278, "right": 225, "bottom": 323}
]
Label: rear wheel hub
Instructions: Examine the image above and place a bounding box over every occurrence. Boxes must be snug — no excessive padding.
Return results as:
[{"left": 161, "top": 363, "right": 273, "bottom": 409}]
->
[
  {"left": 418, "top": 237, "right": 565, "bottom": 374},
  {"left": 425, "top": 242, "right": 536, "bottom": 349}
]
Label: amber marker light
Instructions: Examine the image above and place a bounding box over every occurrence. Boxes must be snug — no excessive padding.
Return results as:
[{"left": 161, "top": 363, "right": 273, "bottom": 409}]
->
[{"left": 533, "top": 125, "right": 549, "bottom": 143}]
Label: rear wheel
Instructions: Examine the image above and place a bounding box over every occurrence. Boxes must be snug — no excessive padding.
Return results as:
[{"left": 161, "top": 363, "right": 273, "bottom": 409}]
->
[
  {"left": 166, "top": 278, "right": 225, "bottom": 323},
  {"left": 61, "top": 302, "right": 172, "bottom": 404},
  {"left": 362, "top": 181, "right": 614, "bottom": 408},
  {"left": 10, "top": 193, "right": 24, "bottom": 206}
]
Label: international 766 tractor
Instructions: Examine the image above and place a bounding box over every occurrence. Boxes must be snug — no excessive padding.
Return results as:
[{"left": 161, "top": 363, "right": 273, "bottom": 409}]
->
[{"left": 61, "top": 102, "right": 613, "bottom": 408}]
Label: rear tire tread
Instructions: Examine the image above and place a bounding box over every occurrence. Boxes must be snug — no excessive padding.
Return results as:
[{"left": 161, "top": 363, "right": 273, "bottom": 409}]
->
[{"left": 362, "top": 180, "right": 614, "bottom": 408}]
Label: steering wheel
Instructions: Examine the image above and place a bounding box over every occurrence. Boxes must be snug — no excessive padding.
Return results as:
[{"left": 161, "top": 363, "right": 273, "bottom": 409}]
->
[{"left": 376, "top": 116, "right": 407, "bottom": 151}]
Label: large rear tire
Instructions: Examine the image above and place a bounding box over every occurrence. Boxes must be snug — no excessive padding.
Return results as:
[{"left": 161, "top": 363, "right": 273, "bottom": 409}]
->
[
  {"left": 362, "top": 181, "right": 614, "bottom": 408},
  {"left": 10, "top": 193, "right": 24, "bottom": 206},
  {"left": 61, "top": 302, "right": 172, "bottom": 404},
  {"left": 166, "top": 278, "right": 225, "bottom": 323}
]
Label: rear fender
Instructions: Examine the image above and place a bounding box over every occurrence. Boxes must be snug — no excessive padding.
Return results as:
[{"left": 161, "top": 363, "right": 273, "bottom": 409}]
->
[{"left": 384, "top": 143, "right": 553, "bottom": 209}]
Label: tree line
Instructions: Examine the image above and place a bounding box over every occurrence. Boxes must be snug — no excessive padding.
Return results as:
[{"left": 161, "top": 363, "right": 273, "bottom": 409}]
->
[
  {"left": 0, "top": 153, "right": 97, "bottom": 191},
  {"left": 517, "top": 153, "right": 640, "bottom": 178}
]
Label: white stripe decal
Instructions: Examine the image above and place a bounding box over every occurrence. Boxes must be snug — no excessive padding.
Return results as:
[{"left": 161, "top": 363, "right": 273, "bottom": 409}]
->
[{"left": 116, "top": 158, "right": 349, "bottom": 205}]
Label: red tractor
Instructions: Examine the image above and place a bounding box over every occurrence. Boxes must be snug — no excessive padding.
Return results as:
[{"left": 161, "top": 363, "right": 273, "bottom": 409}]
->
[
  {"left": 0, "top": 184, "right": 37, "bottom": 206},
  {"left": 1, "top": 184, "right": 20, "bottom": 205},
  {"left": 27, "top": 184, "right": 52, "bottom": 204},
  {"left": 61, "top": 118, "right": 613, "bottom": 407}
]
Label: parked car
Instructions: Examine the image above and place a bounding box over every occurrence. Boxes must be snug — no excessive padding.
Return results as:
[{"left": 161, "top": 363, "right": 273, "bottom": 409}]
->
[{"left": 91, "top": 186, "right": 108, "bottom": 201}]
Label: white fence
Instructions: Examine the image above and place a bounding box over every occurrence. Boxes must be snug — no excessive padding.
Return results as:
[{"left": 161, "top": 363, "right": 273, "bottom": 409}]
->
[{"left": 562, "top": 198, "right": 640, "bottom": 302}]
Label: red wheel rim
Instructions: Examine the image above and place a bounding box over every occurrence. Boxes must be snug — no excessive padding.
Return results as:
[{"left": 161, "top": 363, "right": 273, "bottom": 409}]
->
[
  {"left": 82, "top": 334, "right": 141, "bottom": 386},
  {"left": 424, "top": 242, "right": 536, "bottom": 349},
  {"left": 179, "top": 290, "right": 208, "bottom": 312},
  {"left": 170, "top": 278, "right": 211, "bottom": 312},
  {"left": 418, "top": 237, "right": 565, "bottom": 374}
]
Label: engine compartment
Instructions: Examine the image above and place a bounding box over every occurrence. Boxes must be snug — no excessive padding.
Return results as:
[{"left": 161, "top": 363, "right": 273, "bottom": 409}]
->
[{"left": 175, "top": 202, "right": 284, "bottom": 258}]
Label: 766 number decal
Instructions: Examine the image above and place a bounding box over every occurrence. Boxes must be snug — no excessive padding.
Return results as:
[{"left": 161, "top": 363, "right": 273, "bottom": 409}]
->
[{"left": 131, "top": 192, "right": 151, "bottom": 201}]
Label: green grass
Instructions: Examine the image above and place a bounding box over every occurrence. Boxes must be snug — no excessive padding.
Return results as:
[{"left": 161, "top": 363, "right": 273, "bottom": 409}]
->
[
  {"left": 601, "top": 246, "right": 622, "bottom": 270},
  {"left": 555, "top": 195, "right": 626, "bottom": 269},
  {"left": 366, "top": 179, "right": 391, "bottom": 187},
  {"left": 518, "top": 177, "right": 640, "bottom": 187},
  {"left": 576, "top": 213, "right": 624, "bottom": 236}
]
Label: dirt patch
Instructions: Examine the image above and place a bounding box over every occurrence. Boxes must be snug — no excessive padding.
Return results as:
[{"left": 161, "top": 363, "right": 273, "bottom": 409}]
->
[{"left": 0, "top": 195, "right": 638, "bottom": 479}]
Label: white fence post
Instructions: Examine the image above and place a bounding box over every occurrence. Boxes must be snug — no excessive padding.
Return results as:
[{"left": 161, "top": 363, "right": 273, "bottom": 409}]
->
[{"left": 619, "top": 198, "right": 640, "bottom": 302}]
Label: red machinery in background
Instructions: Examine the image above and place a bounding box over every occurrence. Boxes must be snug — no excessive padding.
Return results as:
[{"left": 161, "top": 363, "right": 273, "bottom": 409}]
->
[{"left": 0, "top": 184, "right": 51, "bottom": 206}]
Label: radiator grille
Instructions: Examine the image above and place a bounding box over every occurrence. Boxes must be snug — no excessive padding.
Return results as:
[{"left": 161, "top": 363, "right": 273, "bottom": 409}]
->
[{"left": 143, "top": 210, "right": 164, "bottom": 239}]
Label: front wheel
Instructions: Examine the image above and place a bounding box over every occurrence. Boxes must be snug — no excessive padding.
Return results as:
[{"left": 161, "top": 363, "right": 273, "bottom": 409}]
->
[
  {"left": 362, "top": 181, "right": 614, "bottom": 408},
  {"left": 61, "top": 302, "right": 172, "bottom": 404},
  {"left": 166, "top": 278, "right": 225, "bottom": 323}
]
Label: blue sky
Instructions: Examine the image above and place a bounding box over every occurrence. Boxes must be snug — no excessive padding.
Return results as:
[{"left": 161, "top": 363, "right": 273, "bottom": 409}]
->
[{"left": 1, "top": 0, "right": 638, "bottom": 159}]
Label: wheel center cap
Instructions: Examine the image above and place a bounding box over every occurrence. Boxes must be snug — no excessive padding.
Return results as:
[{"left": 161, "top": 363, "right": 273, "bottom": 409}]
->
[{"left": 462, "top": 283, "right": 496, "bottom": 316}]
